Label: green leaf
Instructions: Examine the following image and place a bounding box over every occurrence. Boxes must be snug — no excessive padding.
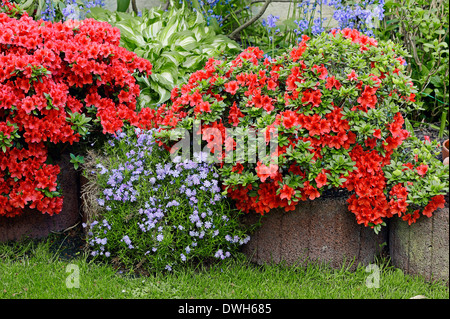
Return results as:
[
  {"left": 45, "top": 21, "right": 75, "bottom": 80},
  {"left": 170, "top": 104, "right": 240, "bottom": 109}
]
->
[
  {"left": 148, "top": 20, "right": 163, "bottom": 39},
  {"left": 116, "top": 23, "right": 146, "bottom": 47}
]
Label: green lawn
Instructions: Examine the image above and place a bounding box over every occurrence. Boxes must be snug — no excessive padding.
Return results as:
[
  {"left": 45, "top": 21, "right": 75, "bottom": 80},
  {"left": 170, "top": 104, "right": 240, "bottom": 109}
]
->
[{"left": 0, "top": 234, "right": 448, "bottom": 299}]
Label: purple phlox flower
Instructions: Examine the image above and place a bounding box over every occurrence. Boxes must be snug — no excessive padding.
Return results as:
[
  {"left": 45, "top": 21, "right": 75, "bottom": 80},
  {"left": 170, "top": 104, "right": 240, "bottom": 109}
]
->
[
  {"left": 96, "top": 163, "right": 108, "bottom": 175},
  {"left": 97, "top": 198, "right": 105, "bottom": 206},
  {"left": 189, "top": 213, "right": 200, "bottom": 223},
  {"left": 185, "top": 188, "right": 197, "bottom": 197}
]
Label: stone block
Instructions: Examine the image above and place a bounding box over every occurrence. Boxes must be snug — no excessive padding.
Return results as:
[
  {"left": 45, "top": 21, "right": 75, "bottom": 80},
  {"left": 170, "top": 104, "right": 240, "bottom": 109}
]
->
[{"left": 389, "top": 202, "right": 449, "bottom": 283}]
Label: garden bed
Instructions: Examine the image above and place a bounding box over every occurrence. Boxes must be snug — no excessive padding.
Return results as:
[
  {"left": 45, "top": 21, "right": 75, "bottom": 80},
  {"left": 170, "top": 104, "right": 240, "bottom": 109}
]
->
[{"left": 0, "top": 0, "right": 448, "bottom": 286}]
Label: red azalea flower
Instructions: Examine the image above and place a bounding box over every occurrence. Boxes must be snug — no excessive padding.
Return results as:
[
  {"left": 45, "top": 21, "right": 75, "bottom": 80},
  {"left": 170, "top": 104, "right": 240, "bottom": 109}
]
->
[
  {"left": 267, "top": 79, "right": 277, "bottom": 91},
  {"left": 302, "top": 181, "right": 320, "bottom": 200},
  {"left": 262, "top": 95, "right": 274, "bottom": 113},
  {"left": 402, "top": 210, "right": 420, "bottom": 225},
  {"left": 416, "top": 164, "right": 428, "bottom": 176},
  {"left": 282, "top": 110, "right": 298, "bottom": 129},
  {"left": 401, "top": 162, "right": 414, "bottom": 171},
  {"left": 325, "top": 75, "right": 341, "bottom": 90},
  {"left": 232, "top": 162, "right": 244, "bottom": 174},
  {"left": 315, "top": 171, "right": 328, "bottom": 188},
  {"left": 256, "top": 161, "right": 279, "bottom": 183},
  {"left": 224, "top": 80, "right": 239, "bottom": 95},
  {"left": 357, "top": 86, "right": 377, "bottom": 110},
  {"left": 373, "top": 129, "right": 382, "bottom": 139},
  {"left": 422, "top": 195, "right": 445, "bottom": 218},
  {"left": 228, "top": 102, "right": 244, "bottom": 127},
  {"left": 301, "top": 89, "right": 322, "bottom": 108},
  {"left": 312, "top": 64, "right": 328, "bottom": 80}
]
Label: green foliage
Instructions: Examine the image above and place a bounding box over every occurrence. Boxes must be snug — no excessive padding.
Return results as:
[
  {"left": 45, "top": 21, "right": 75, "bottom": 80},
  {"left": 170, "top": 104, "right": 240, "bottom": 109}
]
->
[
  {"left": 383, "top": 134, "right": 449, "bottom": 208},
  {"left": 376, "top": 0, "right": 449, "bottom": 127},
  {"left": 88, "top": 4, "right": 241, "bottom": 108},
  {"left": 69, "top": 153, "right": 84, "bottom": 170},
  {"left": 116, "top": 0, "right": 130, "bottom": 12}
]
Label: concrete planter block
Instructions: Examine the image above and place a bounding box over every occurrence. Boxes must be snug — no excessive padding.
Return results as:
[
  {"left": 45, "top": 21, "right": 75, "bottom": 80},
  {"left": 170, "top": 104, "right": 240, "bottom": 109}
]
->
[
  {"left": 389, "top": 200, "right": 449, "bottom": 283},
  {"left": 0, "top": 154, "right": 80, "bottom": 242},
  {"left": 241, "top": 197, "right": 387, "bottom": 270}
]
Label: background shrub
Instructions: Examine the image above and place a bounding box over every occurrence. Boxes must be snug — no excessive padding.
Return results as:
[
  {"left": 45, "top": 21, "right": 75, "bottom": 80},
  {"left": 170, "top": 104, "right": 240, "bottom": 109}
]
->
[{"left": 375, "top": 0, "right": 449, "bottom": 135}]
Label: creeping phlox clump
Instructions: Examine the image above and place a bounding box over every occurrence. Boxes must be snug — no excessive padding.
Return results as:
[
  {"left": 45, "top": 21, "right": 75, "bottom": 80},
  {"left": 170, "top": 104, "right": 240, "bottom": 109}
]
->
[
  {"left": 84, "top": 128, "right": 249, "bottom": 271},
  {"left": 0, "top": 7, "right": 153, "bottom": 217},
  {"left": 151, "top": 29, "right": 448, "bottom": 231}
]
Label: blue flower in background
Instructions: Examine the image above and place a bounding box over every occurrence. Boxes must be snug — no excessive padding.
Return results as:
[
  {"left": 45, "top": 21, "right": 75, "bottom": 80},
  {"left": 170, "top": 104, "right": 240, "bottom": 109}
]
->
[
  {"left": 262, "top": 14, "right": 280, "bottom": 42},
  {"left": 311, "top": 18, "right": 326, "bottom": 35},
  {"left": 41, "top": 0, "right": 56, "bottom": 21}
]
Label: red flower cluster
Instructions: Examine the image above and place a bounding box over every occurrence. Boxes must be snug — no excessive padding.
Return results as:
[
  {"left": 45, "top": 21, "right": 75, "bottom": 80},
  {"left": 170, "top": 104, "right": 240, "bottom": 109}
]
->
[
  {"left": 153, "top": 28, "right": 446, "bottom": 228},
  {"left": 0, "top": 12, "right": 152, "bottom": 217}
]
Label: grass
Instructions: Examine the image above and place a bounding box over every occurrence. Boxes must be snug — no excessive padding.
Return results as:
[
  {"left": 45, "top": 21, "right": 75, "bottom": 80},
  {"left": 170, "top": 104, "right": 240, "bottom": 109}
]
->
[{"left": 0, "top": 233, "right": 448, "bottom": 299}]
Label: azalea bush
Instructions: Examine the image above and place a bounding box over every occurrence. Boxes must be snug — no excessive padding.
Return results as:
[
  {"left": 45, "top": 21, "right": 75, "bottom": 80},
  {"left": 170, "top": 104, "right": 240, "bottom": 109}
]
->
[
  {"left": 0, "top": 7, "right": 153, "bottom": 217},
  {"left": 83, "top": 127, "right": 250, "bottom": 272},
  {"left": 152, "top": 29, "right": 448, "bottom": 232}
]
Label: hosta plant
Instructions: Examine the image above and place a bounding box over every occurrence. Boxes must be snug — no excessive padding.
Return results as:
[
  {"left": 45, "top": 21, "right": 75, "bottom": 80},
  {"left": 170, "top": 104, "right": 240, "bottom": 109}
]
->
[
  {"left": 87, "top": 4, "right": 241, "bottom": 107},
  {"left": 151, "top": 29, "right": 448, "bottom": 232},
  {"left": 0, "top": 9, "right": 152, "bottom": 217}
]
